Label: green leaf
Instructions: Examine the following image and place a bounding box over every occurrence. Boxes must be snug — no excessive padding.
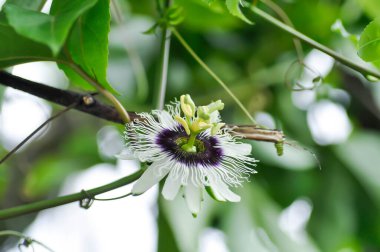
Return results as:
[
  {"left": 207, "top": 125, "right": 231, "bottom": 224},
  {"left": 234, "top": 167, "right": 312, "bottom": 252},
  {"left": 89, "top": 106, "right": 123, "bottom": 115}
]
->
[
  {"left": 334, "top": 131, "right": 380, "bottom": 207},
  {"left": 358, "top": 18, "right": 380, "bottom": 63},
  {"left": 355, "top": 0, "right": 380, "bottom": 19},
  {"left": 225, "top": 0, "right": 253, "bottom": 24},
  {"left": 0, "top": 15, "right": 53, "bottom": 68},
  {"left": 4, "top": 0, "right": 97, "bottom": 55},
  {"left": 58, "top": 0, "right": 113, "bottom": 92},
  {"left": 5, "top": 0, "right": 46, "bottom": 10},
  {"left": 175, "top": 0, "right": 240, "bottom": 31}
]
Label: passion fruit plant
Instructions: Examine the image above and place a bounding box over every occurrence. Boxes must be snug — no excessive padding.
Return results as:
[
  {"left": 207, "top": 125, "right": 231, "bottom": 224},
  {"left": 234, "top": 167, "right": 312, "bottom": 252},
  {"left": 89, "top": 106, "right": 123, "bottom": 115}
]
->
[{"left": 0, "top": 0, "right": 380, "bottom": 251}]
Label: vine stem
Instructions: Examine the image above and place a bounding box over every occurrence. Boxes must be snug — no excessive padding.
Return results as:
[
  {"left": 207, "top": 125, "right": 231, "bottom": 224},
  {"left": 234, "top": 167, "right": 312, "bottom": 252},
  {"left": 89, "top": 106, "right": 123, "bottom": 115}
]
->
[
  {"left": 251, "top": 7, "right": 380, "bottom": 80},
  {"left": 67, "top": 62, "right": 131, "bottom": 123},
  {"left": 0, "top": 230, "right": 54, "bottom": 252},
  {"left": 171, "top": 28, "right": 258, "bottom": 125},
  {"left": 155, "top": 0, "right": 172, "bottom": 110},
  {"left": 0, "top": 170, "right": 143, "bottom": 220}
]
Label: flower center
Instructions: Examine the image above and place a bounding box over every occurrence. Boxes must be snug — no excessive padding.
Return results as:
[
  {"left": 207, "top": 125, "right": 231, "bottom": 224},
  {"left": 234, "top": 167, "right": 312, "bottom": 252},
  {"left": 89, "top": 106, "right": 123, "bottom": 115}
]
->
[
  {"left": 155, "top": 126, "right": 223, "bottom": 167},
  {"left": 174, "top": 94, "right": 225, "bottom": 153},
  {"left": 175, "top": 137, "right": 206, "bottom": 153}
]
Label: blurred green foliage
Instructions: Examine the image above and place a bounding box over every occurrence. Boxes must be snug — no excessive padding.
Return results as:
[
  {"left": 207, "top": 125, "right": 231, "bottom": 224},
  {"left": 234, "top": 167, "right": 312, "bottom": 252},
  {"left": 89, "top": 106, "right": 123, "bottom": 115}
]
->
[{"left": 0, "top": 0, "right": 380, "bottom": 251}]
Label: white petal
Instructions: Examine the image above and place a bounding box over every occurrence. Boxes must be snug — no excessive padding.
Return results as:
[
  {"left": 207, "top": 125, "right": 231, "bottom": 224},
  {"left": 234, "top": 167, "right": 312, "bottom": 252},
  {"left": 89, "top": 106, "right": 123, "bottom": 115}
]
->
[
  {"left": 214, "top": 181, "right": 240, "bottom": 202},
  {"left": 132, "top": 161, "right": 170, "bottom": 195},
  {"left": 162, "top": 172, "right": 182, "bottom": 200},
  {"left": 224, "top": 143, "right": 252, "bottom": 156},
  {"left": 185, "top": 182, "right": 203, "bottom": 217},
  {"left": 115, "top": 148, "right": 136, "bottom": 160}
]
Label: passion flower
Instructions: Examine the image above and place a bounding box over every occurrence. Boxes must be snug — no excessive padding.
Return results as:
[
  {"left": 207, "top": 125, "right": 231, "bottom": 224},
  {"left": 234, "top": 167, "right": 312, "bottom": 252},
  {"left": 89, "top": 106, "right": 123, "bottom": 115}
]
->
[{"left": 118, "top": 95, "right": 258, "bottom": 216}]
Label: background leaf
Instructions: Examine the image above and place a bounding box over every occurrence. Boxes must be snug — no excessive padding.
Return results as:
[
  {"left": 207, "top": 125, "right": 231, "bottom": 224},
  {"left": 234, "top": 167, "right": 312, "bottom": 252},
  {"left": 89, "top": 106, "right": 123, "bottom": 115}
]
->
[
  {"left": 225, "top": 0, "right": 253, "bottom": 24},
  {"left": 354, "top": 0, "right": 380, "bottom": 19},
  {"left": 358, "top": 17, "right": 380, "bottom": 65},
  {"left": 4, "top": 0, "right": 97, "bottom": 55},
  {"left": 58, "top": 0, "right": 114, "bottom": 92},
  {"left": 5, "top": 0, "right": 45, "bottom": 11},
  {"left": 175, "top": 0, "right": 240, "bottom": 31},
  {"left": 0, "top": 14, "right": 53, "bottom": 68}
]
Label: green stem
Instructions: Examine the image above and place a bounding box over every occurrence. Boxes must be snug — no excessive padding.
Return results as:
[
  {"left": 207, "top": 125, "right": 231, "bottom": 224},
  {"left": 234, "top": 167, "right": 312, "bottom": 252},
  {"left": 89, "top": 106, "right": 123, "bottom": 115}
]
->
[
  {"left": 67, "top": 63, "right": 131, "bottom": 123},
  {"left": 0, "top": 170, "right": 143, "bottom": 220},
  {"left": 251, "top": 7, "right": 380, "bottom": 80},
  {"left": 155, "top": 0, "right": 172, "bottom": 110},
  {"left": 94, "top": 192, "right": 132, "bottom": 201},
  {"left": 171, "top": 28, "right": 257, "bottom": 125}
]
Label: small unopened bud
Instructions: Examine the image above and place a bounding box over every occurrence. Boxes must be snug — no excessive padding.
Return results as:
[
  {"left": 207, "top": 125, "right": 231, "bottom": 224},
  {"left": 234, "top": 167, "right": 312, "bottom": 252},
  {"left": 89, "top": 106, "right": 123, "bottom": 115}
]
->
[{"left": 180, "top": 94, "right": 196, "bottom": 118}]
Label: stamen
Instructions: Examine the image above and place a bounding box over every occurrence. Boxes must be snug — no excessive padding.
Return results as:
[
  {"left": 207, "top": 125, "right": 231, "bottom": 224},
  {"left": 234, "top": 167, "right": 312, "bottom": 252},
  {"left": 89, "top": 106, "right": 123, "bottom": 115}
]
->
[{"left": 177, "top": 94, "right": 225, "bottom": 152}]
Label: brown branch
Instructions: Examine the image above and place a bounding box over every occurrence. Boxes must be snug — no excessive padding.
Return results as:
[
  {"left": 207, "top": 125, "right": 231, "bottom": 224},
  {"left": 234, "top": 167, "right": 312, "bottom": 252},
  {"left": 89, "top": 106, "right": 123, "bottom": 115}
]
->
[
  {"left": 0, "top": 71, "right": 138, "bottom": 123},
  {"left": 0, "top": 70, "right": 285, "bottom": 143}
]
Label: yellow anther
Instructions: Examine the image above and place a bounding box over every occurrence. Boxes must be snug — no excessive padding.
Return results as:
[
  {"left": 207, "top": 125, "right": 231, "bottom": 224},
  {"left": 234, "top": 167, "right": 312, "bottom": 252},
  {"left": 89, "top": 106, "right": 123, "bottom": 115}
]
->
[
  {"left": 191, "top": 119, "right": 212, "bottom": 132},
  {"left": 180, "top": 94, "right": 196, "bottom": 117},
  {"left": 174, "top": 115, "right": 191, "bottom": 135}
]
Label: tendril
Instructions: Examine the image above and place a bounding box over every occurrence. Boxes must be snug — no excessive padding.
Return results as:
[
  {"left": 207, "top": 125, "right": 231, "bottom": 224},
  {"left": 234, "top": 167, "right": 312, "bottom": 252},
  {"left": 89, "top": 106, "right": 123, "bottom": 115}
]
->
[
  {"left": 0, "top": 102, "right": 79, "bottom": 165},
  {"left": 0, "top": 230, "right": 54, "bottom": 252},
  {"left": 285, "top": 59, "right": 323, "bottom": 91}
]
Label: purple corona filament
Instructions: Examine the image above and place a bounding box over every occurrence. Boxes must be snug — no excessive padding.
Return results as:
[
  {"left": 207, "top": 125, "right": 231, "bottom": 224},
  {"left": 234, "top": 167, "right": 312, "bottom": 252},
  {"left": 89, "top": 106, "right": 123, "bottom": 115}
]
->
[{"left": 155, "top": 125, "right": 223, "bottom": 167}]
